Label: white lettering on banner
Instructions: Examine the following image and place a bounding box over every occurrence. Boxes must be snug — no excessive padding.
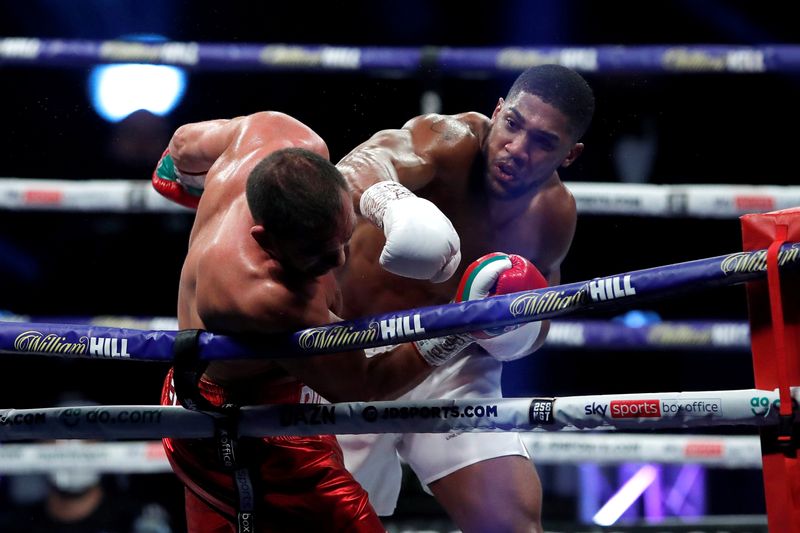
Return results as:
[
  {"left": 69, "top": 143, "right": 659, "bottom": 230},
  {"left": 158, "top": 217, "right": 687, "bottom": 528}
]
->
[
  {"left": 546, "top": 323, "right": 585, "bottom": 346},
  {"left": 726, "top": 50, "right": 765, "bottom": 72},
  {"left": 379, "top": 314, "right": 425, "bottom": 340},
  {"left": 661, "top": 399, "right": 722, "bottom": 416},
  {"left": 558, "top": 48, "right": 598, "bottom": 71},
  {"left": 321, "top": 47, "right": 360, "bottom": 68},
  {"left": 710, "top": 324, "right": 750, "bottom": 346},
  {"left": 88, "top": 337, "right": 130, "bottom": 358},
  {"left": 380, "top": 318, "right": 396, "bottom": 339},
  {"left": 610, "top": 400, "right": 660, "bottom": 418},
  {"left": 588, "top": 275, "right": 636, "bottom": 302},
  {"left": 159, "top": 42, "right": 199, "bottom": 65},
  {"left": 12, "top": 331, "right": 130, "bottom": 358},
  {"left": 0, "top": 38, "right": 41, "bottom": 59}
]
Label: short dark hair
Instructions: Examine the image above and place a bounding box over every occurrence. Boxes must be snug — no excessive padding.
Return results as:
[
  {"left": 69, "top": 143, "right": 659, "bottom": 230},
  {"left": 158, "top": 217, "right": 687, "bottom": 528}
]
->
[
  {"left": 506, "top": 64, "right": 595, "bottom": 140},
  {"left": 246, "top": 148, "right": 348, "bottom": 240}
]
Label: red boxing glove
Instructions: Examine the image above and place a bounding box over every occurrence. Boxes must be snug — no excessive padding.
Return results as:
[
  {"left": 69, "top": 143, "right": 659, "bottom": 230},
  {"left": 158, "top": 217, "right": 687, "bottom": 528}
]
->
[
  {"left": 455, "top": 252, "right": 547, "bottom": 361},
  {"left": 495, "top": 255, "right": 547, "bottom": 296},
  {"left": 414, "top": 252, "right": 547, "bottom": 366},
  {"left": 152, "top": 149, "right": 205, "bottom": 209},
  {"left": 455, "top": 252, "right": 547, "bottom": 339}
]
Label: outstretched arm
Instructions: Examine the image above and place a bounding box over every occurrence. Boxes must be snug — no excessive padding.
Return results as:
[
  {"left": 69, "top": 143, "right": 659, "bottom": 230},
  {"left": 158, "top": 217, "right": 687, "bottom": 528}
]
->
[
  {"left": 277, "top": 312, "right": 435, "bottom": 403},
  {"left": 276, "top": 248, "right": 550, "bottom": 402},
  {"left": 235, "top": 282, "right": 437, "bottom": 403}
]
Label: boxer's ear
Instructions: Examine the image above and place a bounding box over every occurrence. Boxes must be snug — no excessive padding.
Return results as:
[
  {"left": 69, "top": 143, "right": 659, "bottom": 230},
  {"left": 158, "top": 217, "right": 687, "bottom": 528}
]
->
[
  {"left": 561, "top": 143, "right": 584, "bottom": 168},
  {"left": 250, "top": 225, "right": 271, "bottom": 249}
]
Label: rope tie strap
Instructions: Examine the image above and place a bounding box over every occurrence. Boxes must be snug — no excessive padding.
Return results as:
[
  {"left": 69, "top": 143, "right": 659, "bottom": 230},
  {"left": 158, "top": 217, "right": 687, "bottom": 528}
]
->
[{"left": 172, "top": 328, "right": 257, "bottom": 533}]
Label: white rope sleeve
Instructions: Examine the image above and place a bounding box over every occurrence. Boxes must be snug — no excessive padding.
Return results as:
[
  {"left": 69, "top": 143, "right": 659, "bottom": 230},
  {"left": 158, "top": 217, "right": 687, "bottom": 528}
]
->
[
  {"left": 0, "top": 441, "right": 170, "bottom": 473},
  {"left": 521, "top": 433, "right": 761, "bottom": 468},
  {"left": 0, "top": 434, "right": 761, "bottom": 473},
  {"left": 0, "top": 388, "right": 793, "bottom": 441},
  {"left": 0, "top": 179, "right": 187, "bottom": 213},
  {"left": 2, "top": 178, "right": 800, "bottom": 218},
  {"left": 566, "top": 182, "right": 800, "bottom": 218}
]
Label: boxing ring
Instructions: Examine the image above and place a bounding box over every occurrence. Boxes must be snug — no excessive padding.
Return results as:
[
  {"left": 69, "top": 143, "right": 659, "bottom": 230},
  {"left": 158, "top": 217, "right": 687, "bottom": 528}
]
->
[
  {"left": 0, "top": 210, "right": 797, "bottom": 530},
  {"left": 2, "top": 40, "right": 800, "bottom": 532}
]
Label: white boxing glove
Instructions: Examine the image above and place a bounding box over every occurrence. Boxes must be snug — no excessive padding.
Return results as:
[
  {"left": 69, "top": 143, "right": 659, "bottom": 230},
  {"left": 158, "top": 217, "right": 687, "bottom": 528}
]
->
[{"left": 360, "top": 181, "right": 461, "bottom": 283}]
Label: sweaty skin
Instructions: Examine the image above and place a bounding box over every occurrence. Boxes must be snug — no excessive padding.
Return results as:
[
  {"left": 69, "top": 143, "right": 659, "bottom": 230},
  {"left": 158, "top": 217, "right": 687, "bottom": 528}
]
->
[
  {"left": 336, "top": 92, "right": 582, "bottom": 533},
  {"left": 338, "top": 95, "right": 578, "bottom": 329},
  {"left": 164, "top": 111, "right": 460, "bottom": 532},
  {"left": 174, "top": 111, "right": 431, "bottom": 403}
]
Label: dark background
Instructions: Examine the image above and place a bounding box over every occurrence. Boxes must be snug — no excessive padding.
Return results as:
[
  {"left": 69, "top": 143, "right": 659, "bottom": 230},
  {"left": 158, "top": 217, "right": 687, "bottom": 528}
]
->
[{"left": 1, "top": 0, "right": 797, "bottom": 529}]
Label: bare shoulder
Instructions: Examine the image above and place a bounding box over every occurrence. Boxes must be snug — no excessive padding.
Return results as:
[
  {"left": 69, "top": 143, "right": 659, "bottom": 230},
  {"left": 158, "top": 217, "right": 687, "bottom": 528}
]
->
[
  {"left": 529, "top": 178, "right": 577, "bottom": 275},
  {"left": 241, "top": 111, "right": 308, "bottom": 130},
  {"left": 401, "top": 113, "right": 487, "bottom": 166},
  {"left": 404, "top": 112, "right": 488, "bottom": 141},
  {"left": 534, "top": 179, "right": 577, "bottom": 241},
  {"left": 453, "top": 111, "right": 491, "bottom": 137},
  {"left": 239, "top": 111, "right": 328, "bottom": 158},
  {"left": 542, "top": 178, "right": 577, "bottom": 218}
]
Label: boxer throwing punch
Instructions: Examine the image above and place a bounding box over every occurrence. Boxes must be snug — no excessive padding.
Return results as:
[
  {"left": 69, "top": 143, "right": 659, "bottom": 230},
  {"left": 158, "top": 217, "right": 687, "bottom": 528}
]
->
[{"left": 333, "top": 64, "right": 595, "bottom": 532}]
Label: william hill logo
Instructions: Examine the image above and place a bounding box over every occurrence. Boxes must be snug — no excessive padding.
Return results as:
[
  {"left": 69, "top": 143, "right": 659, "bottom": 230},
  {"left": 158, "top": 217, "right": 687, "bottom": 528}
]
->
[
  {"left": 297, "top": 314, "right": 426, "bottom": 351},
  {"left": 14, "top": 331, "right": 131, "bottom": 358}
]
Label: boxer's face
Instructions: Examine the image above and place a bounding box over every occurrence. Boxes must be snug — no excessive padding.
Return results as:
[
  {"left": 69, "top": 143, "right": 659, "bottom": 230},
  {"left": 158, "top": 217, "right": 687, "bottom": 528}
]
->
[{"left": 484, "top": 91, "right": 582, "bottom": 200}]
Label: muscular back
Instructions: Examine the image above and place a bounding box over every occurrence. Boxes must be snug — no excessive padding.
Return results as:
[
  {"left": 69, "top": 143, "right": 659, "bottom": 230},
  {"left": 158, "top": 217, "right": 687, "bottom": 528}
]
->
[{"left": 337, "top": 112, "right": 576, "bottom": 318}]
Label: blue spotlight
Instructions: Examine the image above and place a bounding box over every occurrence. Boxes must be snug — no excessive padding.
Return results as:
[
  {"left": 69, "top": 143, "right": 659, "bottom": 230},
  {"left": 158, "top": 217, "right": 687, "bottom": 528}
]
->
[
  {"left": 614, "top": 310, "right": 662, "bottom": 328},
  {"left": 89, "top": 63, "right": 186, "bottom": 123}
]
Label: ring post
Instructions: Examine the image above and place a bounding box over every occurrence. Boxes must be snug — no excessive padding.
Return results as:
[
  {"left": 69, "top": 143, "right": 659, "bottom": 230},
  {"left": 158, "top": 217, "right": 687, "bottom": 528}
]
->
[{"left": 742, "top": 207, "right": 800, "bottom": 533}]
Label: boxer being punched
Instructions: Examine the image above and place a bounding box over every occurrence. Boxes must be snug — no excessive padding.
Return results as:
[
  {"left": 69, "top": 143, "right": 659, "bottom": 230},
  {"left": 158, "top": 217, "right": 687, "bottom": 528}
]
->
[
  {"left": 332, "top": 64, "right": 595, "bottom": 532},
  {"left": 152, "top": 111, "right": 538, "bottom": 532}
]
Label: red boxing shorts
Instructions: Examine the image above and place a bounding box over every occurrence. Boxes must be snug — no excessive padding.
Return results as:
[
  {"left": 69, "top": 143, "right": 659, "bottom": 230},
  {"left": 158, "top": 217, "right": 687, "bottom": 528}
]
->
[{"left": 161, "top": 368, "right": 383, "bottom": 532}]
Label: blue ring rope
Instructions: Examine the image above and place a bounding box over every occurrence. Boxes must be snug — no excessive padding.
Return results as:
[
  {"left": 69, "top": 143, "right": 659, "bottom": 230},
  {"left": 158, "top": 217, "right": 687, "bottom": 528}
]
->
[
  {"left": 0, "top": 39, "right": 797, "bottom": 73},
  {"left": 0, "top": 314, "right": 753, "bottom": 352},
  {"left": 0, "top": 243, "right": 796, "bottom": 361}
]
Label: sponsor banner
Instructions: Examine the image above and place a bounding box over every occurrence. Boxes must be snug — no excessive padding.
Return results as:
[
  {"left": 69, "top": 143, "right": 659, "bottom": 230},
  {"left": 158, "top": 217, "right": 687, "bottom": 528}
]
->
[
  {"left": 0, "top": 406, "right": 212, "bottom": 441},
  {"left": 0, "top": 179, "right": 187, "bottom": 213},
  {"left": 0, "top": 436, "right": 761, "bottom": 472},
  {"left": 685, "top": 185, "right": 800, "bottom": 217},
  {"left": 529, "top": 399, "right": 555, "bottom": 425},
  {"left": 0, "top": 322, "right": 177, "bottom": 360},
  {"left": 0, "top": 389, "right": 794, "bottom": 440},
  {"left": 4, "top": 179, "right": 800, "bottom": 216},
  {"left": 261, "top": 398, "right": 534, "bottom": 437},
  {"left": 546, "top": 320, "right": 750, "bottom": 350},
  {"left": 554, "top": 388, "right": 783, "bottom": 430},
  {"left": 569, "top": 182, "right": 670, "bottom": 215}
]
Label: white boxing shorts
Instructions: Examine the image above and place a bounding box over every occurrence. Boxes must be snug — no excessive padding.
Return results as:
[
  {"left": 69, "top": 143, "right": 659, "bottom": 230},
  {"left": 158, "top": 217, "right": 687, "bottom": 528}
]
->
[{"left": 307, "top": 349, "right": 531, "bottom": 516}]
